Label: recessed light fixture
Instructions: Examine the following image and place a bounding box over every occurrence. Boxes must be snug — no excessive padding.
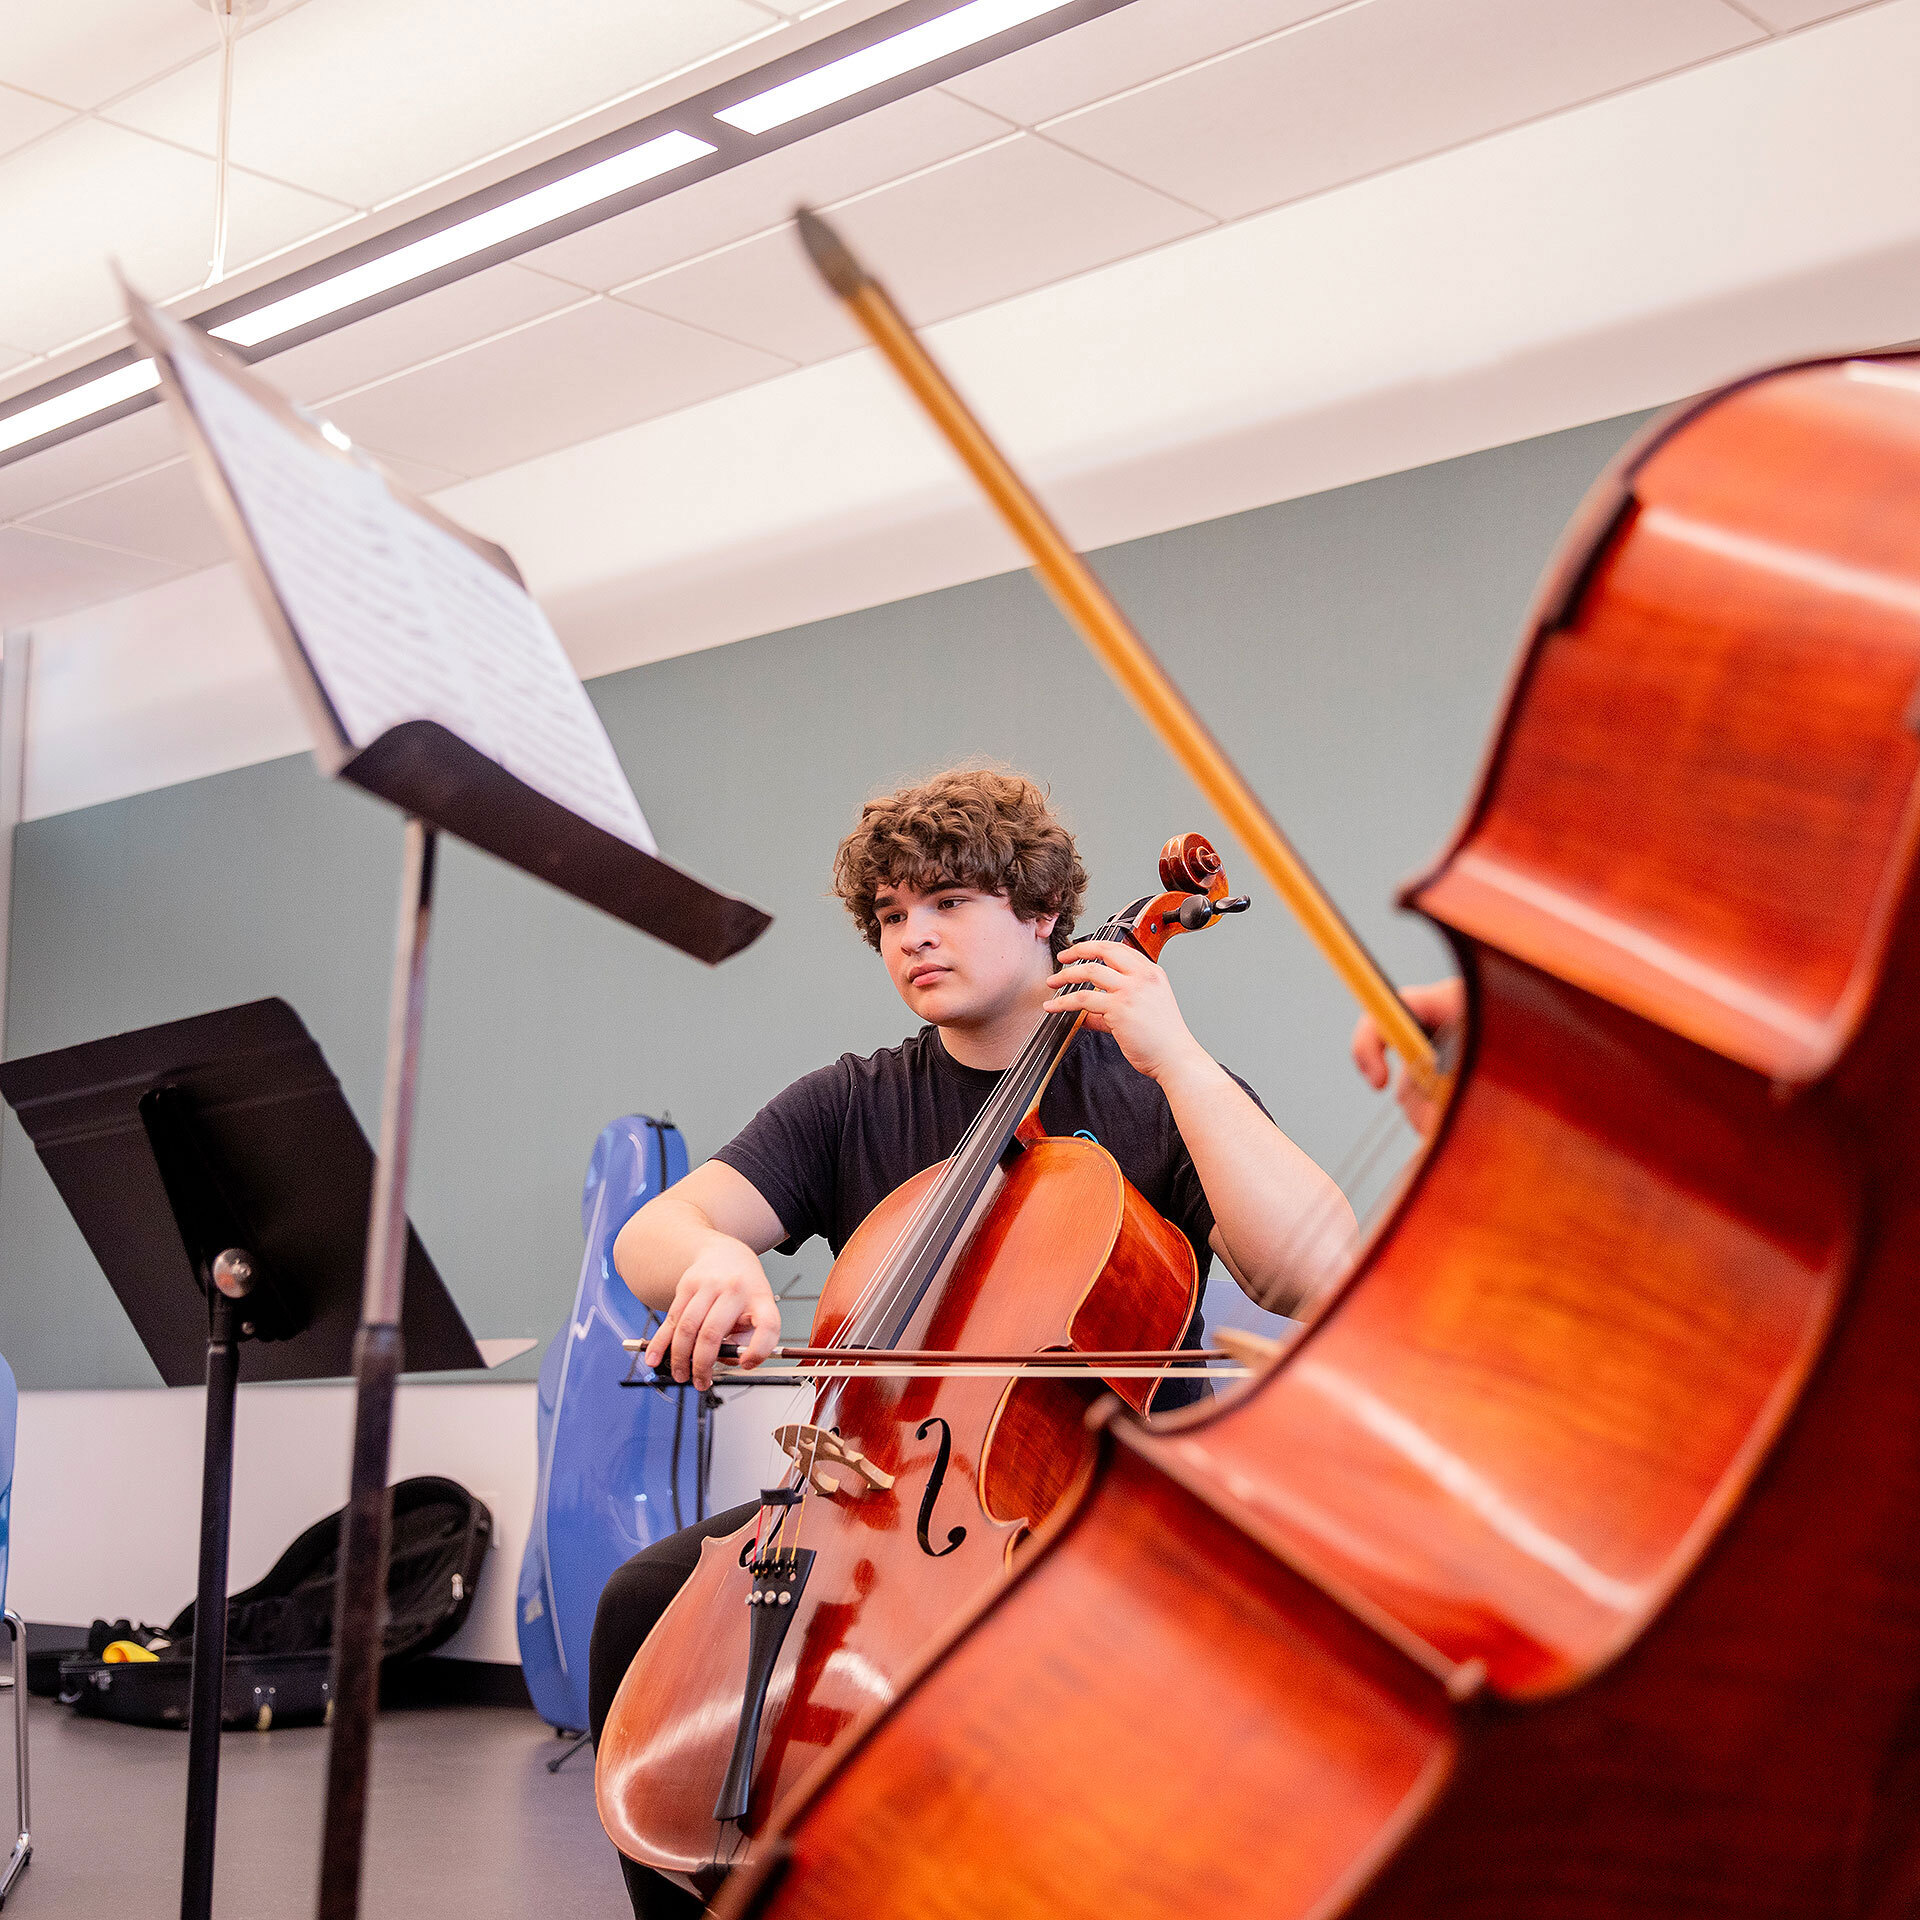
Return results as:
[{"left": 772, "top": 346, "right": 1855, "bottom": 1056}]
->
[
  {"left": 0, "top": 360, "right": 161, "bottom": 458},
  {"left": 715, "top": 0, "right": 1079, "bottom": 135},
  {"left": 212, "top": 129, "right": 715, "bottom": 350},
  {"left": 0, "top": 0, "right": 1134, "bottom": 470}
]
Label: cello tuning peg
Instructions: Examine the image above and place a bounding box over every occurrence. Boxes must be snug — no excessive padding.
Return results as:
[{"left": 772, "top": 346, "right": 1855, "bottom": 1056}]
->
[
  {"left": 1166, "top": 893, "right": 1253, "bottom": 932},
  {"left": 1169, "top": 895, "right": 1215, "bottom": 931}
]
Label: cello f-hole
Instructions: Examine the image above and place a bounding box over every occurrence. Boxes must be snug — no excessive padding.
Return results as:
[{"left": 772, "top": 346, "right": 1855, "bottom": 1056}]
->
[{"left": 914, "top": 1418, "right": 967, "bottom": 1559}]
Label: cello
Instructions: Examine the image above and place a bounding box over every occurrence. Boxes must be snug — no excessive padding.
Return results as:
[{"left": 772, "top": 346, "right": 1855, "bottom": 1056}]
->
[
  {"left": 712, "top": 234, "right": 1920, "bottom": 1918},
  {"left": 595, "top": 832, "right": 1251, "bottom": 1889}
]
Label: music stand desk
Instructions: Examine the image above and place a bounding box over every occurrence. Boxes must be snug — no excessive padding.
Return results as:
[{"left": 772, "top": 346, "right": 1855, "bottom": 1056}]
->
[{"left": 0, "top": 996, "right": 484, "bottom": 1920}]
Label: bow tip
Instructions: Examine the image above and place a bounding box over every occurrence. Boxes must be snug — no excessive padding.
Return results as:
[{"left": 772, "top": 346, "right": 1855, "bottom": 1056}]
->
[{"left": 794, "top": 204, "right": 865, "bottom": 299}]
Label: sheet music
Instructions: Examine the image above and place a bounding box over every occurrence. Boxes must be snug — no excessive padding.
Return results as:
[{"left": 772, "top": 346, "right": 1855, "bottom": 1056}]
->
[{"left": 160, "top": 311, "right": 655, "bottom": 853}]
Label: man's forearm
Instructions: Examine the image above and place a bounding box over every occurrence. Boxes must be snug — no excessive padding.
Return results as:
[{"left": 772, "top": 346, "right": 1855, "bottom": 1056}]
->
[
  {"left": 1155, "top": 1049, "right": 1357, "bottom": 1314},
  {"left": 613, "top": 1193, "right": 744, "bottom": 1313}
]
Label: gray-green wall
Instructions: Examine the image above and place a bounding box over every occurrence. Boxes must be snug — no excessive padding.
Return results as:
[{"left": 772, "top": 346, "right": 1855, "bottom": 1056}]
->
[{"left": 0, "top": 410, "right": 1645, "bottom": 1389}]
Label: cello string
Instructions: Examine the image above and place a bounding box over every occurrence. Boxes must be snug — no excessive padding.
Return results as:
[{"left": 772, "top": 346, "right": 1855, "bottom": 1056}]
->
[
  {"left": 836, "top": 943, "right": 1097, "bottom": 1338},
  {"left": 821, "top": 992, "right": 1061, "bottom": 1344},
  {"left": 823, "top": 952, "right": 1093, "bottom": 1350},
  {"left": 1251, "top": 1105, "right": 1408, "bottom": 1307},
  {"left": 837, "top": 919, "right": 1131, "bottom": 1350},
  {"left": 758, "top": 1383, "right": 808, "bottom": 1552},
  {"left": 1236, "top": 1022, "right": 1462, "bottom": 1316},
  {"left": 791, "top": 967, "right": 1097, "bottom": 1477},
  {"left": 864, "top": 909, "right": 1210, "bottom": 1339}
]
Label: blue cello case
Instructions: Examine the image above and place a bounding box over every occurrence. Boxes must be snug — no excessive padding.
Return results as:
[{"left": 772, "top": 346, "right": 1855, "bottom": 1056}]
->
[{"left": 517, "top": 1114, "right": 700, "bottom": 1735}]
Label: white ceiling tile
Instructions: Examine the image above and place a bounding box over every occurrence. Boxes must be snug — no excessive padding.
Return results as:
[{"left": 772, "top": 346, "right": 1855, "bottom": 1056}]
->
[
  {"left": 0, "top": 405, "right": 184, "bottom": 522},
  {"left": 750, "top": 0, "right": 879, "bottom": 16},
  {"left": 0, "top": 0, "right": 232, "bottom": 111},
  {"left": 103, "top": 0, "right": 775, "bottom": 209},
  {"left": 618, "top": 133, "right": 1211, "bottom": 363},
  {"left": 1043, "top": 0, "right": 1763, "bottom": 222},
  {"left": 0, "top": 525, "right": 182, "bottom": 626},
  {"left": 0, "top": 346, "right": 32, "bottom": 378},
  {"left": 321, "top": 296, "right": 790, "bottom": 477},
  {"left": 521, "top": 88, "right": 1009, "bottom": 291},
  {"left": 0, "top": 85, "right": 73, "bottom": 160},
  {"left": 355, "top": 445, "right": 468, "bottom": 496},
  {"left": 941, "top": 0, "right": 1339, "bottom": 126},
  {"left": 0, "top": 119, "right": 348, "bottom": 355},
  {"left": 253, "top": 263, "right": 588, "bottom": 404},
  {"left": 617, "top": 232, "right": 859, "bottom": 364},
  {"left": 24, "top": 458, "right": 232, "bottom": 570},
  {"left": 1739, "top": 0, "right": 1873, "bottom": 26}
]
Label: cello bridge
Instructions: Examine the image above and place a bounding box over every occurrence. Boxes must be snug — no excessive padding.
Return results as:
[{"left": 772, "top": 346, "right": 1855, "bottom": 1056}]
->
[{"left": 774, "top": 1422, "right": 896, "bottom": 1497}]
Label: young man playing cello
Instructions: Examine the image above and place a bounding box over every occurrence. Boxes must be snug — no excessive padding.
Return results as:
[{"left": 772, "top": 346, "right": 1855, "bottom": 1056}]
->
[{"left": 591, "top": 767, "right": 1355, "bottom": 1917}]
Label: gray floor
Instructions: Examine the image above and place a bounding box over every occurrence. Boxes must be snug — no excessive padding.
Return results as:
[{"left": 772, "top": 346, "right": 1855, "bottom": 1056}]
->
[{"left": 0, "top": 1689, "right": 630, "bottom": 1917}]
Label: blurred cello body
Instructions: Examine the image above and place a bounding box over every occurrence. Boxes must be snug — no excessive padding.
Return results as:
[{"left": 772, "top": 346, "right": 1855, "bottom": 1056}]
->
[{"left": 720, "top": 351, "right": 1920, "bottom": 1920}]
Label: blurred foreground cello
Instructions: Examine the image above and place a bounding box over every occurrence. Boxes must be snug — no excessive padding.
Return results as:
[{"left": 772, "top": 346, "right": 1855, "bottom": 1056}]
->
[{"left": 717, "top": 230, "right": 1920, "bottom": 1919}]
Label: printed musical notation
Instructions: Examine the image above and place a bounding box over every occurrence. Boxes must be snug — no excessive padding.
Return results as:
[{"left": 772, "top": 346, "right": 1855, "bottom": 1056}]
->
[{"left": 161, "top": 314, "right": 655, "bottom": 854}]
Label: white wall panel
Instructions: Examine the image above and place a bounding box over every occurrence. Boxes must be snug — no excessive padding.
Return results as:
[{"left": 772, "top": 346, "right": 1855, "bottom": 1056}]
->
[
  {"left": 18, "top": 564, "right": 303, "bottom": 820},
  {"left": 9, "top": 1377, "right": 789, "bottom": 1663}
]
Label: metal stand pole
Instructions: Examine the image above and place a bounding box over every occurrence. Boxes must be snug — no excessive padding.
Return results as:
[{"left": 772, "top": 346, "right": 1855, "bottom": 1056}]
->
[
  {"left": 2, "top": 1608, "right": 30, "bottom": 1908},
  {"left": 180, "top": 1287, "right": 242, "bottom": 1920},
  {"left": 316, "top": 819, "right": 437, "bottom": 1920}
]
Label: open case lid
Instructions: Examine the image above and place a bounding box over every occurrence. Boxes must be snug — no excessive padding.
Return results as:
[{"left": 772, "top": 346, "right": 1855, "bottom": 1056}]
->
[{"left": 125, "top": 280, "right": 770, "bottom": 968}]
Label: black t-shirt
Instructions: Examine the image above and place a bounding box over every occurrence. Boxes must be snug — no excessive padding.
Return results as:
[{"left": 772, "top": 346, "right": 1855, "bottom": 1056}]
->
[{"left": 713, "top": 1025, "right": 1267, "bottom": 1406}]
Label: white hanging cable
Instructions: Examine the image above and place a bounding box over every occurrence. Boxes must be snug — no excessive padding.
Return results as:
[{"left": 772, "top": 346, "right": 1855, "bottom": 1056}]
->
[{"left": 202, "top": 0, "right": 251, "bottom": 288}]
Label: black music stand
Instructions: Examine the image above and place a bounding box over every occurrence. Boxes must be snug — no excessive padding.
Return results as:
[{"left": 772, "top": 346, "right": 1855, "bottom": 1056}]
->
[
  {"left": 119, "top": 279, "right": 772, "bottom": 1920},
  {"left": 0, "top": 999, "right": 483, "bottom": 1920}
]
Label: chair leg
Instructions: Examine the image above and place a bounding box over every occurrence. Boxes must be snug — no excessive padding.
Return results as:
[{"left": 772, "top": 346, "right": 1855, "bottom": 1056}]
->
[{"left": 0, "top": 1610, "right": 29, "bottom": 1909}]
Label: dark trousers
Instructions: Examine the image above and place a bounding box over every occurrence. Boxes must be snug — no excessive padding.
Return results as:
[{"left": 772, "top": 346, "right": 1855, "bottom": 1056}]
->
[{"left": 589, "top": 1502, "right": 761, "bottom": 1919}]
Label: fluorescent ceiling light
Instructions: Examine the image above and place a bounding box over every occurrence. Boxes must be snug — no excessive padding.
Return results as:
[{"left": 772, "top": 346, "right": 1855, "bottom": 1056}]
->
[
  {"left": 213, "top": 129, "right": 715, "bottom": 350},
  {"left": 0, "top": 0, "right": 1122, "bottom": 468},
  {"left": 716, "top": 0, "right": 1078, "bottom": 134},
  {"left": 0, "top": 359, "right": 160, "bottom": 457}
]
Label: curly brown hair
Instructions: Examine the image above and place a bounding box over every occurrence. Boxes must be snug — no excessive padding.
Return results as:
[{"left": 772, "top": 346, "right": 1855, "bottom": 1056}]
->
[{"left": 833, "top": 769, "right": 1088, "bottom": 959}]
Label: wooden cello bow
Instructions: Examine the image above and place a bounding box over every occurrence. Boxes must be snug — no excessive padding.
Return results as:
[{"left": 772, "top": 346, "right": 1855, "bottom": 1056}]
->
[{"left": 712, "top": 239, "right": 1920, "bottom": 1919}]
